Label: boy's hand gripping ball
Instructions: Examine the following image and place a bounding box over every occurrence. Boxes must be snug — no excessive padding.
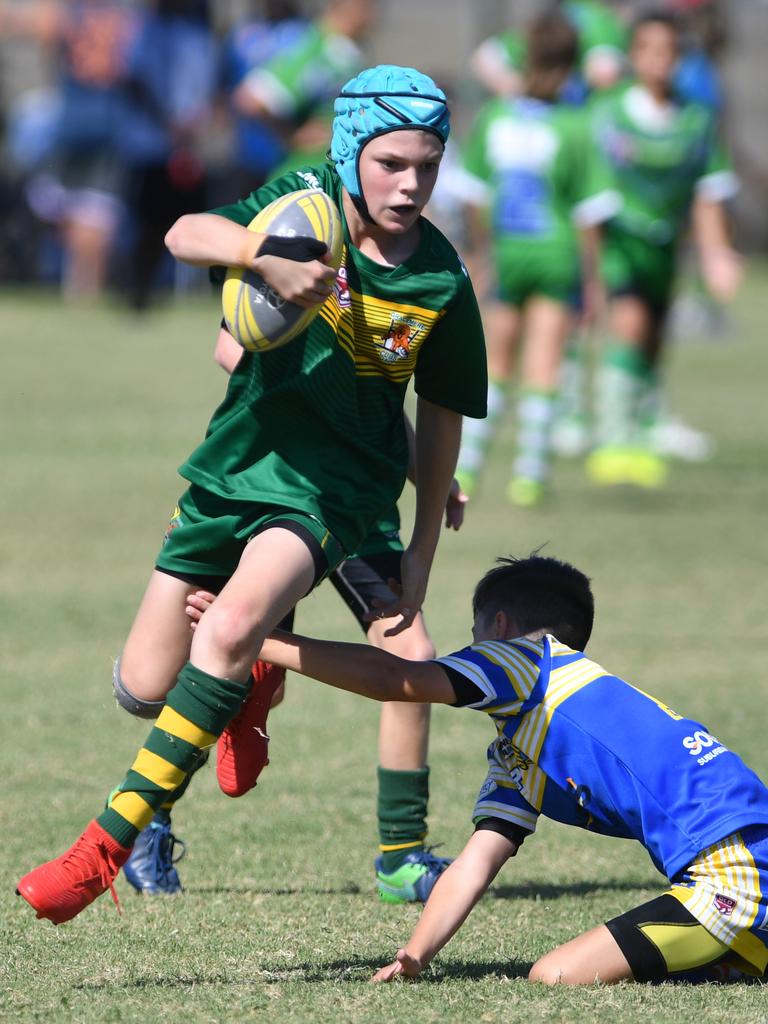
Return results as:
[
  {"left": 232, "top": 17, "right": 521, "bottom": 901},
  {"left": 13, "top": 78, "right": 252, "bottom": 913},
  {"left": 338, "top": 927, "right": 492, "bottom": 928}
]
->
[{"left": 222, "top": 188, "right": 343, "bottom": 352}]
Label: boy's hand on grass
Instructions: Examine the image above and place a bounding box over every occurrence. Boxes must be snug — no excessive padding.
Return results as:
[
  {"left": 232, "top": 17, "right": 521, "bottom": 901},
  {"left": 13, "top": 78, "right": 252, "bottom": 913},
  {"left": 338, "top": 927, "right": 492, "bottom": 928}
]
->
[{"left": 370, "top": 949, "right": 423, "bottom": 983}]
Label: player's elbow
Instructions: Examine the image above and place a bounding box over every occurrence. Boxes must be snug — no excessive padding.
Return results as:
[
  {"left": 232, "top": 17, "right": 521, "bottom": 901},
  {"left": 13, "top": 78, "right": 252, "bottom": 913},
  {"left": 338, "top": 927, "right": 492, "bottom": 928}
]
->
[{"left": 164, "top": 215, "right": 196, "bottom": 258}]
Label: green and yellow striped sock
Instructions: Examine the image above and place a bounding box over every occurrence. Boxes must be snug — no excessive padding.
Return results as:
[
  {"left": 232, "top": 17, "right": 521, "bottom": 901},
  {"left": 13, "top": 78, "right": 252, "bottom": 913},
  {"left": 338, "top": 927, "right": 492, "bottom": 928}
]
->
[{"left": 97, "top": 662, "right": 249, "bottom": 847}]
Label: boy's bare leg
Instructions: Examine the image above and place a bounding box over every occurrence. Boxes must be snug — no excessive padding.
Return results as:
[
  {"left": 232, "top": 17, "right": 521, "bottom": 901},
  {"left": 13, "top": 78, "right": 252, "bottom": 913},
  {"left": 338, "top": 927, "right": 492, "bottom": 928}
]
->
[
  {"left": 369, "top": 612, "right": 434, "bottom": 770},
  {"left": 120, "top": 570, "right": 199, "bottom": 702},
  {"left": 190, "top": 528, "right": 316, "bottom": 681},
  {"left": 529, "top": 924, "right": 633, "bottom": 985}
]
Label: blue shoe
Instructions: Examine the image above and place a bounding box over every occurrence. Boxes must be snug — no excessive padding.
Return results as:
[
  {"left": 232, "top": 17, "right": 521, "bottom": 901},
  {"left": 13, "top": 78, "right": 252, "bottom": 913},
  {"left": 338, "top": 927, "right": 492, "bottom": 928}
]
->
[
  {"left": 375, "top": 848, "right": 453, "bottom": 904},
  {"left": 123, "top": 814, "right": 186, "bottom": 895}
]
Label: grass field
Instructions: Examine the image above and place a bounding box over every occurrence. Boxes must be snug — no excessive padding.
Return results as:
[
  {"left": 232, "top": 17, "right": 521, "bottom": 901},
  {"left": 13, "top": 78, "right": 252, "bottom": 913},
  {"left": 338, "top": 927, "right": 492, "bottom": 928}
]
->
[{"left": 2, "top": 269, "right": 768, "bottom": 1023}]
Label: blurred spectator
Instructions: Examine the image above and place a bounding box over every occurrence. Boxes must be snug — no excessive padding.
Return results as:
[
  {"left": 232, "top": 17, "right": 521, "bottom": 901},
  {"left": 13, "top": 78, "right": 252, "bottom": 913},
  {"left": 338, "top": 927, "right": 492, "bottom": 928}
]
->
[
  {"left": 0, "top": 0, "right": 138, "bottom": 298},
  {"left": 117, "top": 0, "right": 216, "bottom": 310},
  {"left": 233, "top": 0, "right": 375, "bottom": 172},
  {"left": 218, "top": 0, "right": 308, "bottom": 197}
]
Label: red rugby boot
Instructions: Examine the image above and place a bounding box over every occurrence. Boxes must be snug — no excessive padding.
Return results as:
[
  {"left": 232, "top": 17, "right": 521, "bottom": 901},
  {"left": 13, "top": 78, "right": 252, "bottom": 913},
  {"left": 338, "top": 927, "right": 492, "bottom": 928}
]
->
[
  {"left": 216, "top": 660, "right": 285, "bottom": 797},
  {"left": 17, "top": 820, "right": 131, "bottom": 924}
]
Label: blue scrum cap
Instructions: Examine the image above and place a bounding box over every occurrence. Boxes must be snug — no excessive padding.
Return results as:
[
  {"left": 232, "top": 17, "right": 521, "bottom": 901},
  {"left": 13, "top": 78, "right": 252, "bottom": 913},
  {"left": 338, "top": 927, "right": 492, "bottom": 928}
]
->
[{"left": 331, "top": 64, "right": 450, "bottom": 199}]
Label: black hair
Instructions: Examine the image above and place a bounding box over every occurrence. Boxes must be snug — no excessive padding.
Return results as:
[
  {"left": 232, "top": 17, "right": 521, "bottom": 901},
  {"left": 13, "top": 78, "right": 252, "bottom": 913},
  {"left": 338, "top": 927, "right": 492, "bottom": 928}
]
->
[{"left": 472, "top": 554, "right": 594, "bottom": 652}]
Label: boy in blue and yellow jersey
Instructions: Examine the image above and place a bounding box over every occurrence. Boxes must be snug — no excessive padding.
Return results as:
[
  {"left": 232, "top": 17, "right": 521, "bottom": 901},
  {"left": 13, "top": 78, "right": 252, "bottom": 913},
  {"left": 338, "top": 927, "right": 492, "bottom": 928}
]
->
[
  {"left": 257, "top": 555, "right": 768, "bottom": 985},
  {"left": 16, "top": 65, "right": 487, "bottom": 926}
]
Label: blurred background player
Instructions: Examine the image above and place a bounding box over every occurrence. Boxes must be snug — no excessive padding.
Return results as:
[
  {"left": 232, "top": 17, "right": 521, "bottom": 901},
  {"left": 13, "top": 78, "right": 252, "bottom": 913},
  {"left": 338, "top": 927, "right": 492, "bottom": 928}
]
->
[
  {"left": 469, "top": 0, "right": 628, "bottom": 104},
  {"left": 232, "top": 0, "right": 374, "bottom": 173},
  {"left": 217, "top": 0, "right": 308, "bottom": 200},
  {"left": 586, "top": 8, "right": 740, "bottom": 489},
  {"left": 454, "top": 11, "right": 620, "bottom": 507}
]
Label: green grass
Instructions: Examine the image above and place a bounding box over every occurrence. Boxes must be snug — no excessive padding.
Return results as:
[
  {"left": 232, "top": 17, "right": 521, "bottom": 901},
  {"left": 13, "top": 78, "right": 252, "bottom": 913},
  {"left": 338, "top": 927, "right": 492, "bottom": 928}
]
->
[{"left": 2, "top": 274, "right": 768, "bottom": 1023}]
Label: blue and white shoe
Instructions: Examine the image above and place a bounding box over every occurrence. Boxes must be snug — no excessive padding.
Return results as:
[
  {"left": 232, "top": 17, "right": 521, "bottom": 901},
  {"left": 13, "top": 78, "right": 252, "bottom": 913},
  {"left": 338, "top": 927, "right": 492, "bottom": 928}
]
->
[
  {"left": 375, "top": 848, "right": 453, "bottom": 904},
  {"left": 123, "top": 814, "right": 186, "bottom": 895}
]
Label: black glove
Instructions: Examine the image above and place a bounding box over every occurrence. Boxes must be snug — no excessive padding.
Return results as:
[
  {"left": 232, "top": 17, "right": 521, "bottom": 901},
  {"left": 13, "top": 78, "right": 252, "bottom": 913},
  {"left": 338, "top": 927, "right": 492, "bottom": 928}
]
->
[{"left": 258, "top": 235, "right": 328, "bottom": 262}]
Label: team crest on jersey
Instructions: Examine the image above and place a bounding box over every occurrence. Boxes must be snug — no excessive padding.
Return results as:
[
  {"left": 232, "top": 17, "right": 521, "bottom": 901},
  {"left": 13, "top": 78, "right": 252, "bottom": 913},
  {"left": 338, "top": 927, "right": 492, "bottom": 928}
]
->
[
  {"left": 713, "top": 893, "right": 736, "bottom": 916},
  {"left": 375, "top": 314, "right": 425, "bottom": 363},
  {"left": 334, "top": 262, "right": 351, "bottom": 308},
  {"left": 497, "top": 736, "right": 532, "bottom": 774}
]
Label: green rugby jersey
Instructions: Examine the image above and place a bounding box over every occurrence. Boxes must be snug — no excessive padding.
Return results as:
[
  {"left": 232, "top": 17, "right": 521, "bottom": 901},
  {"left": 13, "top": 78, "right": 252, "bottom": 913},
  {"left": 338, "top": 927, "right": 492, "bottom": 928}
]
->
[
  {"left": 592, "top": 83, "right": 738, "bottom": 245},
  {"left": 462, "top": 96, "right": 619, "bottom": 255},
  {"left": 181, "top": 163, "right": 487, "bottom": 555}
]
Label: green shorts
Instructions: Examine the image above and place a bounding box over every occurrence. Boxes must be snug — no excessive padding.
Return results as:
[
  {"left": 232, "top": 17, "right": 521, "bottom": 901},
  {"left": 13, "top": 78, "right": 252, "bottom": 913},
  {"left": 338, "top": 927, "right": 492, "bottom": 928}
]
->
[
  {"left": 352, "top": 506, "right": 403, "bottom": 558},
  {"left": 493, "top": 243, "right": 579, "bottom": 307},
  {"left": 155, "top": 485, "right": 345, "bottom": 590},
  {"left": 601, "top": 228, "right": 676, "bottom": 314}
]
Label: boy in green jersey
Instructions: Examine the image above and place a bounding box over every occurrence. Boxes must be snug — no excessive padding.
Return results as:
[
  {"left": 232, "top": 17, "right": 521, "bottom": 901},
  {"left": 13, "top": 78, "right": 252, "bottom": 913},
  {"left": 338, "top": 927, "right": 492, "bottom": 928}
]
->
[
  {"left": 586, "top": 10, "right": 740, "bottom": 488},
  {"left": 456, "top": 12, "right": 619, "bottom": 505},
  {"left": 16, "top": 65, "right": 487, "bottom": 925}
]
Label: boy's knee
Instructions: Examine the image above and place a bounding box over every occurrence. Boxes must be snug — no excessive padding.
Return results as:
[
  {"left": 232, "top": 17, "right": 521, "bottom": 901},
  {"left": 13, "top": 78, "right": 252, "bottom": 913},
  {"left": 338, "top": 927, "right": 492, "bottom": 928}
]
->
[
  {"left": 112, "top": 656, "right": 166, "bottom": 720},
  {"left": 528, "top": 957, "right": 565, "bottom": 985}
]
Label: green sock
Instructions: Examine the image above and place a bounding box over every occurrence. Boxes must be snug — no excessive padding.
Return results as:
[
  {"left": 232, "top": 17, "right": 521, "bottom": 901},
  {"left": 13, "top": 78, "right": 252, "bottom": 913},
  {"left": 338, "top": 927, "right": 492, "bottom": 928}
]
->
[
  {"left": 456, "top": 379, "right": 507, "bottom": 482},
  {"left": 513, "top": 389, "right": 557, "bottom": 482},
  {"left": 377, "top": 766, "right": 429, "bottom": 873},
  {"left": 595, "top": 342, "right": 651, "bottom": 446}
]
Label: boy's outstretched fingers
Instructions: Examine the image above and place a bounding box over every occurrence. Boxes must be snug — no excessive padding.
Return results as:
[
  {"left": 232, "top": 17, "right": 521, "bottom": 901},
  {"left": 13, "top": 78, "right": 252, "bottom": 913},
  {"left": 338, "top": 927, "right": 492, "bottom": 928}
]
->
[
  {"left": 185, "top": 590, "right": 217, "bottom": 629},
  {"left": 370, "top": 950, "right": 422, "bottom": 983}
]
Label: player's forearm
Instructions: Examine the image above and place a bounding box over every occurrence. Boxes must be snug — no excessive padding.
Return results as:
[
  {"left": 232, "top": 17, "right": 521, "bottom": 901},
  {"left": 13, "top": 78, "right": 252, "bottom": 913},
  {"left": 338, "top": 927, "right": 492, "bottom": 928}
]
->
[
  {"left": 401, "top": 848, "right": 509, "bottom": 970},
  {"left": 259, "top": 630, "right": 418, "bottom": 703},
  {"left": 408, "top": 399, "right": 462, "bottom": 562},
  {"left": 165, "top": 213, "right": 264, "bottom": 268},
  {"left": 692, "top": 196, "right": 732, "bottom": 255}
]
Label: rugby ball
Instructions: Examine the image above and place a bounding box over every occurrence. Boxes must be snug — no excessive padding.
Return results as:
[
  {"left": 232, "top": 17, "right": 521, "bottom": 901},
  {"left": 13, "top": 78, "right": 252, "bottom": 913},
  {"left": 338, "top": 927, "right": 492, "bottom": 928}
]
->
[{"left": 222, "top": 188, "right": 344, "bottom": 352}]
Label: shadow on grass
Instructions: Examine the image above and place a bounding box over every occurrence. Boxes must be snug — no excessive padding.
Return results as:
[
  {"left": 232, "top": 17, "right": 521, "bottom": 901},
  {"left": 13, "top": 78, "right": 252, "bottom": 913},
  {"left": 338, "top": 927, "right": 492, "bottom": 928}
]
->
[
  {"left": 74, "top": 955, "right": 532, "bottom": 991},
  {"left": 189, "top": 882, "right": 362, "bottom": 896},
  {"left": 489, "top": 879, "right": 653, "bottom": 900}
]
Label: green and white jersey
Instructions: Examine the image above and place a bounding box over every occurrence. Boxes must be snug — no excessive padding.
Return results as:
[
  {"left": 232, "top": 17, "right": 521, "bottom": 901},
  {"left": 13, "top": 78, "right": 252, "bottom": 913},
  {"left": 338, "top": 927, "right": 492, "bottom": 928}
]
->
[
  {"left": 182, "top": 164, "right": 487, "bottom": 556},
  {"left": 592, "top": 83, "right": 738, "bottom": 245},
  {"left": 462, "top": 96, "right": 620, "bottom": 253},
  {"left": 240, "top": 23, "right": 363, "bottom": 123}
]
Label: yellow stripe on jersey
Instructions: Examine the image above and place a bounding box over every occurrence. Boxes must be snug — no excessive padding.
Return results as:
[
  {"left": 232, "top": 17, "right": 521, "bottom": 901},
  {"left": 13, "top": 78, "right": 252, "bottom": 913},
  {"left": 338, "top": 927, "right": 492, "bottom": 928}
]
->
[
  {"left": 155, "top": 706, "right": 217, "bottom": 750},
  {"left": 131, "top": 749, "right": 186, "bottom": 791},
  {"left": 473, "top": 641, "right": 539, "bottom": 702},
  {"left": 109, "top": 791, "right": 155, "bottom": 832}
]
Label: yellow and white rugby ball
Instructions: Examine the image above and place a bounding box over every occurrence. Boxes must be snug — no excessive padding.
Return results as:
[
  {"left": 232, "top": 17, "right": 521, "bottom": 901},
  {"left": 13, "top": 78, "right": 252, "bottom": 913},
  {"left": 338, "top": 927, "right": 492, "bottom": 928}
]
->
[{"left": 222, "top": 188, "right": 343, "bottom": 352}]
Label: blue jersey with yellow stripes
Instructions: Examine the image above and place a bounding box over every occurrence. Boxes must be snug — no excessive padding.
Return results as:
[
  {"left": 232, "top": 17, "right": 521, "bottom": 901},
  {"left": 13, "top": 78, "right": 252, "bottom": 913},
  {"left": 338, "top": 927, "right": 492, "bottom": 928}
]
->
[{"left": 438, "top": 636, "right": 768, "bottom": 880}]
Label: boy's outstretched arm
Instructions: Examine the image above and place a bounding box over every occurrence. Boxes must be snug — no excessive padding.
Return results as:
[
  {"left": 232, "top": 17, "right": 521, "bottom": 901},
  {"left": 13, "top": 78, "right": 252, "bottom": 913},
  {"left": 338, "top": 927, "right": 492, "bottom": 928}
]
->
[
  {"left": 258, "top": 630, "right": 457, "bottom": 704},
  {"left": 372, "top": 829, "right": 517, "bottom": 982}
]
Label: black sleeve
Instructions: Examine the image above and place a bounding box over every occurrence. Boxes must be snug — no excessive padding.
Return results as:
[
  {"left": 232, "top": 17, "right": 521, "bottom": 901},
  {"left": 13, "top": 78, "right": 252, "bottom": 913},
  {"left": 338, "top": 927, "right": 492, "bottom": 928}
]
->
[
  {"left": 441, "top": 664, "right": 485, "bottom": 707},
  {"left": 474, "top": 816, "right": 530, "bottom": 852}
]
